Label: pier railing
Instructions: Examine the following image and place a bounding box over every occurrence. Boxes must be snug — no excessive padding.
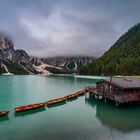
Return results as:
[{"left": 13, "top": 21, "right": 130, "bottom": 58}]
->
[
  {"left": 114, "top": 95, "right": 123, "bottom": 102},
  {"left": 85, "top": 86, "right": 124, "bottom": 103}
]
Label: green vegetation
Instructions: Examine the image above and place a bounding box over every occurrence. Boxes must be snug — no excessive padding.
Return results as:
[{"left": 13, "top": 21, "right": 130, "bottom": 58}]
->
[
  {"left": 65, "top": 61, "right": 75, "bottom": 70},
  {"left": 80, "top": 23, "right": 140, "bottom": 76},
  {"left": 0, "top": 66, "right": 6, "bottom": 74},
  {"left": 3, "top": 61, "right": 29, "bottom": 75},
  {"left": 45, "top": 66, "right": 77, "bottom": 74}
]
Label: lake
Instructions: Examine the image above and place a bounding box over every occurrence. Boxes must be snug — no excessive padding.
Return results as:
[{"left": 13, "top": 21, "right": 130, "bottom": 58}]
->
[{"left": 0, "top": 75, "right": 140, "bottom": 140}]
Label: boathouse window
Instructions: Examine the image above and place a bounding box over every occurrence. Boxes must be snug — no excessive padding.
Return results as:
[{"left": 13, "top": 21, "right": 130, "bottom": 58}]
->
[
  {"left": 109, "top": 85, "right": 112, "bottom": 93},
  {"left": 101, "top": 86, "right": 104, "bottom": 92},
  {"left": 104, "top": 84, "right": 108, "bottom": 91},
  {"left": 115, "top": 90, "right": 123, "bottom": 96}
]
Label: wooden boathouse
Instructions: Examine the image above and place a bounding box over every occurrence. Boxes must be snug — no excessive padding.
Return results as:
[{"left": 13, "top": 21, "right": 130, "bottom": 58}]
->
[{"left": 86, "top": 78, "right": 140, "bottom": 106}]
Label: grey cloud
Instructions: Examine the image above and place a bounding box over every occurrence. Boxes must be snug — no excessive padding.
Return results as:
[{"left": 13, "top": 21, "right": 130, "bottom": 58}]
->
[{"left": 0, "top": 0, "right": 140, "bottom": 57}]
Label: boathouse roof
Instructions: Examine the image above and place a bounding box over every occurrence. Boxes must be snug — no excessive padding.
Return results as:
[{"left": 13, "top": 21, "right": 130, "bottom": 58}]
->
[{"left": 104, "top": 78, "right": 140, "bottom": 89}]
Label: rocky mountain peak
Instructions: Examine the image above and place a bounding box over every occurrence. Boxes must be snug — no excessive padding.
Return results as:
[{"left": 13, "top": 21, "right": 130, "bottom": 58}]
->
[
  {"left": 0, "top": 34, "right": 14, "bottom": 51},
  {"left": 0, "top": 34, "right": 14, "bottom": 61}
]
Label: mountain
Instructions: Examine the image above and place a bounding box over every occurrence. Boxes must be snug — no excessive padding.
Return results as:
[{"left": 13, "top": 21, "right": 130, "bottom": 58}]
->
[
  {"left": 80, "top": 23, "right": 140, "bottom": 76},
  {"left": 0, "top": 34, "right": 37, "bottom": 75},
  {"left": 0, "top": 33, "right": 95, "bottom": 75},
  {"left": 42, "top": 56, "right": 95, "bottom": 74}
]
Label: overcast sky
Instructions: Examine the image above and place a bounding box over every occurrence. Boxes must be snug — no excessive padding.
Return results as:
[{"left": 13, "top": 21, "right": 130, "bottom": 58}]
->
[{"left": 0, "top": 0, "right": 140, "bottom": 57}]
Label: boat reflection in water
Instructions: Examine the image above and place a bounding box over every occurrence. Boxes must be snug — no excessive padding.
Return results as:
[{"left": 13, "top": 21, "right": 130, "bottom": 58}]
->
[
  {"left": 47, "top": 100, "right": 67, "bottom": 108},
  {"left": 85, "top": 98, "right": 140, "bottom": 133},
  {"left": 0, "top": 117, "right": 9, "bottom": 122},
  {"left": 14, "top": 107, "right": 46, "bottom": 117}
]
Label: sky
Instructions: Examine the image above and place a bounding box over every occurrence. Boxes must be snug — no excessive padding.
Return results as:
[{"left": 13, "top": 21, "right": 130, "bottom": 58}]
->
[{"left": 0, "top": 0, "right": 140, "bottom": 57}]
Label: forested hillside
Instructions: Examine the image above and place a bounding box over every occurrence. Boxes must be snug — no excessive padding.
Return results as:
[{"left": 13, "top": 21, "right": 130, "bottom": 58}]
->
[{"left": 80, "top": 23, "right": 140, "bottom": 76}]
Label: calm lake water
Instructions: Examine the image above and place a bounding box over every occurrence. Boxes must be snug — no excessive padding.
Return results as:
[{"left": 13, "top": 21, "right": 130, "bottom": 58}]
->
[{"left": 0, "top": 75, "right": 140, "bottom": 140}]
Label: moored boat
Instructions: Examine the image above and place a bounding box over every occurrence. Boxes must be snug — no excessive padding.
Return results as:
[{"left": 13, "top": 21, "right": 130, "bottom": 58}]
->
[
  {"left": 75, "top": 89, "right": 86, "bottom": 96},
  {"left": 46, "top": 97, "right": 67, "bottom": 105},
  {"left": 15, "top": 107, "right": 46, "bottom": 117},
  {"left": 15, "top": 102, "right": 45, "bottom": 113},
  {"left": 0, "top": 111, "right": 9, "bottom": 117}
]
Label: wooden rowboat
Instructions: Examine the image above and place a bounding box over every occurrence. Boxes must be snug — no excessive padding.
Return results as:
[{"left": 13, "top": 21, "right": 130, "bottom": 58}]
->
[
  {"left": 0, "top": 111, "right": 9, "bottom": 117},
  {"left": 76, "top": 90, "right": 86, "bottom": 96},
  {"left": 46, "top": 97, "right": 67, "bottom": 105},
  {"left": 15, "top": 103, "right": 45, "bottom": 113},
  {"left": 15, "top": 107, "right": 46, "bottom": 117}
]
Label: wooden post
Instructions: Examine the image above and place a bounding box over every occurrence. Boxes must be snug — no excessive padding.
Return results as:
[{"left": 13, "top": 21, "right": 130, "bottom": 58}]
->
[
  {"left": 95, "top": 95, "right": 98, "bottom": 99},
  {"left": 115, "top": 101, "right": 118, "bottom": 107},
  {"left": 85, "top": 92, "right": 88, "bottom": 98}
]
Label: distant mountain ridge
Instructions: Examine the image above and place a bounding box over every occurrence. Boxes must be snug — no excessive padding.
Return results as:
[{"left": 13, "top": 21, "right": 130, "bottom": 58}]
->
[
  {"left": 0, "top": 34, "right": 94, "bottom": 75},
  {"left": 42, "top": 56, "right": 95, "bottom": 74},
  {"left": 80, "top": 23, "right": 140, "bottom": 76}
]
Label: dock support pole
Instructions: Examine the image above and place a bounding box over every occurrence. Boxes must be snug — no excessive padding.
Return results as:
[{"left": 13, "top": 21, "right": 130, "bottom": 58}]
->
[
  {"left": 115, "top": 101, "right": 118, "bottom": 107},
  {"left": 85, "top": 92, "right": 88, "bottom": 99},
  {"left": 104, "top": 98, "right": 106, "bottom": 103}
]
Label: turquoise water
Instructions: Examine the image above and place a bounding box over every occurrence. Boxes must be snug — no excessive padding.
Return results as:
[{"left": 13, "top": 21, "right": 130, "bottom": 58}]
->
[{"left": 0, "top": 75, "right": 140, "bottom": 140}]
